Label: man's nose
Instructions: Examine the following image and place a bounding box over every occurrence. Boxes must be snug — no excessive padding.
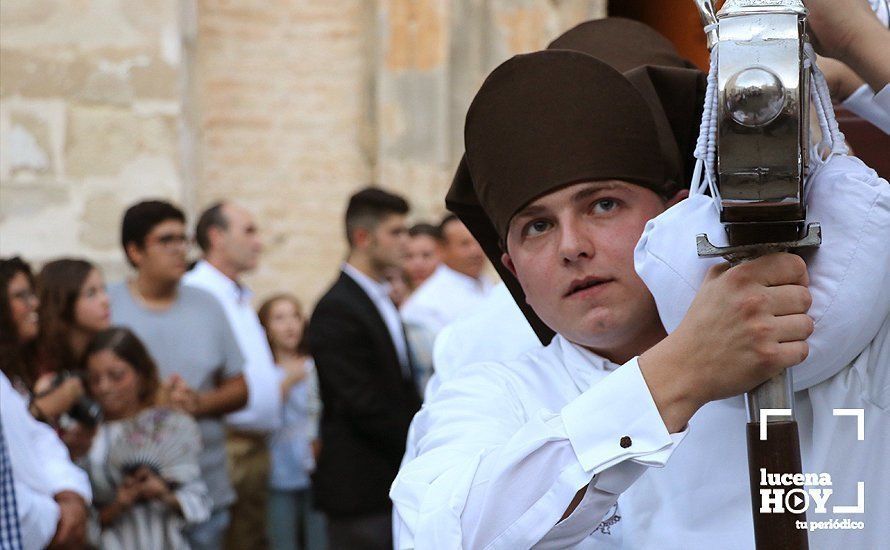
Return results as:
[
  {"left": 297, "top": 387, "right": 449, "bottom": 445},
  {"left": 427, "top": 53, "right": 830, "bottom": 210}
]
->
[{"left": 558, "top": 219, "right": 594, "bottom": 264}]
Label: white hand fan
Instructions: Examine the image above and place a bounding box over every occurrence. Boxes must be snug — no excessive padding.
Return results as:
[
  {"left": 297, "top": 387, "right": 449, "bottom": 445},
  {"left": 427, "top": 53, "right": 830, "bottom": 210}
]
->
[{"left": 106, "top": 409, "right": 201, "bottom": 486}]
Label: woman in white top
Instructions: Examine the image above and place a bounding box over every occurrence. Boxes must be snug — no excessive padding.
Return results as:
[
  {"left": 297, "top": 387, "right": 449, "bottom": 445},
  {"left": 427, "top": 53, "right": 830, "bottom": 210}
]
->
[
  {"left": 259, "top": 294, "right": 326, "bottom": 550},
  {"left": 83, "top": 327, "right": 210, "bottom": 550}
]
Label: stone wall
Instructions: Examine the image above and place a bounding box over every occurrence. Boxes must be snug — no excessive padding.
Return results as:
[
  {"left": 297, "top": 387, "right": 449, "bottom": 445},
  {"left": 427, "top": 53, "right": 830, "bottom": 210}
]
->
[
  {"left": 1, "top": 0, "right": 606, "bottom": 307},
  {"left": 0, "top": 0, "right": 190, "bottom": 284}
]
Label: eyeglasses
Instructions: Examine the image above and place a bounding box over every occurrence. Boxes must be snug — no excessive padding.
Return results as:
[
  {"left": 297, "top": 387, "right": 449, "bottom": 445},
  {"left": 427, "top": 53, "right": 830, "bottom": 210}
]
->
[{"left": 147, "top": 233, "right": 190, "bottom": 250}]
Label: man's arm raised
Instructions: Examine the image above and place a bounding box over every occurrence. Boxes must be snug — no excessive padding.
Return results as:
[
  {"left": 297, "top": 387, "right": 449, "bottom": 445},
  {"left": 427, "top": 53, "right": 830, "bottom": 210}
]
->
[{"left": 640, "top": 252, "right": 812, "bottom": 432}]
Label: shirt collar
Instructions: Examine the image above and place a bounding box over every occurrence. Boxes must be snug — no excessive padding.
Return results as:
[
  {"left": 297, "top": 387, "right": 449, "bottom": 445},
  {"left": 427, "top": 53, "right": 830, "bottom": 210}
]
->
[
  {"left": 191, "top": 260, "right": 252, "bottom": 303},
  {"left": 554, "top": 334, "right": 620, "bottom": 392},
  {"left": 436, "top": 264, "right": 490, "bottom": 292},
  {"left": 342, "top": 263, "right": 392, "bottom": 302}
]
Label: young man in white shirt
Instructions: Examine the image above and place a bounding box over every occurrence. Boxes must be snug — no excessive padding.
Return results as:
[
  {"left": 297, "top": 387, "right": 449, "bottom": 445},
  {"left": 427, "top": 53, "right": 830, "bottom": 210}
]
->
[
  {"left": 396, "top": 12, "right": 890, "bottom": 549},
  {"left": 400, "top": 215, "right": 493, "bottom": 335},
  {"left": 183, "top": 201, "right": 282, "bottom": 549},
  {"left": 391, "top": 46, "right": 815, "bottom": 548}
]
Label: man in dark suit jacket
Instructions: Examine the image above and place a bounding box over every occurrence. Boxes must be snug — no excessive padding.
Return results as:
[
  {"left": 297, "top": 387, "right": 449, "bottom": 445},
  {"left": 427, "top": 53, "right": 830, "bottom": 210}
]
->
[{"left": 308, "top": 187, "right": 422, "bottom": 549}]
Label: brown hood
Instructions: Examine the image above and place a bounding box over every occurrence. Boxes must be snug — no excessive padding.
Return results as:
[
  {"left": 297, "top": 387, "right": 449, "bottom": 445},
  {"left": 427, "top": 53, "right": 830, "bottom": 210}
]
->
[{"left": 446, "top": 18, "right": 705, "bottom": 344}]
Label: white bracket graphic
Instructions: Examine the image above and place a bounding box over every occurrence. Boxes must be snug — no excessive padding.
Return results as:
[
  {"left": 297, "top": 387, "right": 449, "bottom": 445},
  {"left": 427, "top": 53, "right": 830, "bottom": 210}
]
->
[
  {"left": 760, "top": 409, "right": 792, "bottom": 440},
  {"left": 833, "top": 482, "right": 865, "bottom": 514},
  {"left": 833, "top": 408, "right": 865, "bottom": 441}
]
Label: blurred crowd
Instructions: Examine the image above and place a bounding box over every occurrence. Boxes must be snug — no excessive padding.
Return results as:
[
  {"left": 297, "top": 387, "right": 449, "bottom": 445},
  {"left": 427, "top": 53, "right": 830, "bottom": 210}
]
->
[{"left": 0, "top": 188, "right": 496, "bottom": 550}]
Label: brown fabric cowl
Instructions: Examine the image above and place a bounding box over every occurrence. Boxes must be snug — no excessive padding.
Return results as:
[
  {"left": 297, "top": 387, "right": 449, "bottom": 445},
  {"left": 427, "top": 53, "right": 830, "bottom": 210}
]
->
[
  {"left": 547, "top": 17, "right": 698, "bottom": 73},
  {"left": 464, "top": 50, "right": 670, "bottom": 241},
  {"left": 446, "top": 19, "right": 706, "bottom": 344},
  {"left": 548, "top": 18, "right": 707, "bottom": 190}
]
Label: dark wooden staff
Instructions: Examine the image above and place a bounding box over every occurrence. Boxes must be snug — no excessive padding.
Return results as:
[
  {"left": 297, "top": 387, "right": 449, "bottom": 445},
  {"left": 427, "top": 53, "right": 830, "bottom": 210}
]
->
[{"left": 694, "top": 1, "right": 817, "bottom": 547}]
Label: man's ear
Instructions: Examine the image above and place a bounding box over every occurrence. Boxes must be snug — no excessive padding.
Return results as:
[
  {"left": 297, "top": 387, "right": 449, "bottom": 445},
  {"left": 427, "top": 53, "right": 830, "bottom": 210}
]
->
[
  {"left": 125, "top": 242, "right": 144, "bottom": 268},
  {"left": 352, "top": 226, "right": 371, "bottom": 249},
  {"left": 207, "top": 225, "right": 226, "bottom": 250},
  {"left": 501, "top": 252, "right": 517, "bottom": 278},
  {"left": 666, "top": 188, "right": 689, "bottom": 208}
]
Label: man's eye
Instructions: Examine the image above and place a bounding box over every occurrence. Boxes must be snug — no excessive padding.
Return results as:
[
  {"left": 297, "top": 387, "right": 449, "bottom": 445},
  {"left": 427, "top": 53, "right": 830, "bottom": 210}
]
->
[
  {"left": 525, "top": 220, "right": 551, "bottom": 237},
  {"left": 592, "top": 198, "right": 618, "bottom": 214}
]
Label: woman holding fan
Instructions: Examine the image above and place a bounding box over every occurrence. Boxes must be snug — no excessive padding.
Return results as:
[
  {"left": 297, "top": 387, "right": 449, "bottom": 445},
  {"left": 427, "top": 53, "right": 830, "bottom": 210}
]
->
[{"left": 82, "top": 327, "right": 210, "bottom": 550}]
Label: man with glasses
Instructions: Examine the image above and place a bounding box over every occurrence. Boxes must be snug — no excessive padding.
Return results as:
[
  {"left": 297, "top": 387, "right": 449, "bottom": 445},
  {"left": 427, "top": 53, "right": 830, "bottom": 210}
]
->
[{"left": 108, "top": 200, "right": 248, "bottom": 550}]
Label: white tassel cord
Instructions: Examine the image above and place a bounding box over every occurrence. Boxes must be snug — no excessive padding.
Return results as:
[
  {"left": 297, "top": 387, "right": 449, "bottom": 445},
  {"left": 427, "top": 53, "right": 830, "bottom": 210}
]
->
[{"left": 691, "top": 42, "right": 721, "bottom": 213}]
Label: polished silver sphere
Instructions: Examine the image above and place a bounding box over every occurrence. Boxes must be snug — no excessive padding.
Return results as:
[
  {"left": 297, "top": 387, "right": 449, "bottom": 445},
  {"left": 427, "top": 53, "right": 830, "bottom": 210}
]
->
[{"left": 725, "top": 67, "right": 786, "bottom": 127}]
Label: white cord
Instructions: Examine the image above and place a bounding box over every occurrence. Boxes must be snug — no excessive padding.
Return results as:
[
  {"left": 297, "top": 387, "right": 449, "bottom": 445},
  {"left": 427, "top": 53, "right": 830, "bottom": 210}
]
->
[
  {"left": 805, "top": 42, "right": 848, "bottom": 156},
  {"left": 691, "top": 48, "right": 721, "bottom": 212}
]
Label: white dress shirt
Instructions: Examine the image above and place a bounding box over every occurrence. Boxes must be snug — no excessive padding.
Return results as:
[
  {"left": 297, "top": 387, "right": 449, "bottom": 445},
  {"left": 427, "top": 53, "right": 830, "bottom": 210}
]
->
[
  {"left": 1, "top": 372, "right": 92, "bottom": 550},
  {"left": 842, "top": 83, "right": 890, "bottom": 134},
  {"left": 183, "top": 260, "right": 281, "bottom": 432},
  {"left": 427, "top": 282, "right": 540, "bottom": 400},
  {"left": 391, "top": 335, "right": 687, "bottom": 549},
  {"left": 342, "top": 263, "right": 410, "bottom": 370},
  {"left": 401, "top": 264, "right": 495, "bottom": 336},
  {"left": 616, "top": 314, "right": 890, "bottom": 550}
]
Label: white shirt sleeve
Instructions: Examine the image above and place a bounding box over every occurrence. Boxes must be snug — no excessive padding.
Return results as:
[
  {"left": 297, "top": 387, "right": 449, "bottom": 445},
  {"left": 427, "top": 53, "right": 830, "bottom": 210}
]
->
[
  {"left": 635, "top": 155, "right": 890, "bottom": 390},
  {"left": 13, "top": 482, "right": 60, "bottom": 550},
  {"left": 224, "top": 352, "right": 283, "bottom": 432},
  {"left": 1, "top": 373, "right": 92, "bottom": 550},
  {"left": 842, "top": 83, "right": 890, "bottom": 134},
  {"left": 183, "top": 264, "right": 283, "bottom": 433},
  {"left": 391, "top": 358, "right": 685, "bottom": 549}
]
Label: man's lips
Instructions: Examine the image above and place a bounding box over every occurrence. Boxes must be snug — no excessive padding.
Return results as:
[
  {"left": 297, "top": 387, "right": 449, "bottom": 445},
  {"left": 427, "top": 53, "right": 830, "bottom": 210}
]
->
[{"left": 564, "top": 276, "right": 614, "bottom": 297}]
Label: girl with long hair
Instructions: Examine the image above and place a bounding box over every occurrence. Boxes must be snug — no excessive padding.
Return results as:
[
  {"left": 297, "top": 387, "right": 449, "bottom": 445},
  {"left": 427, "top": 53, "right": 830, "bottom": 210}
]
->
[
  {"left": 258, "top": 294, "right": 326, "bottom": 550},
  {"left": 36, "top": 258, "right": 111, "bottom": 375},
  {"left": 27, "top": 259, "right": 110, "bottom": 448}
]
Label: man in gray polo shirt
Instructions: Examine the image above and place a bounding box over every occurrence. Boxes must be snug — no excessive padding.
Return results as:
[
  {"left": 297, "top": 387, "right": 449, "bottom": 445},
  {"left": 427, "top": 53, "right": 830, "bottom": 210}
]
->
[{"left": 109, "top": 200, "right": 248, "bottom": 550}]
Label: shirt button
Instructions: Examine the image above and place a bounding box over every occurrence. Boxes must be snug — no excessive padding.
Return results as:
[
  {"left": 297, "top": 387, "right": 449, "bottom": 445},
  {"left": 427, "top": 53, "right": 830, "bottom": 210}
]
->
[{"left": 620, "top": 436, "right": 632, "bottom": 448}]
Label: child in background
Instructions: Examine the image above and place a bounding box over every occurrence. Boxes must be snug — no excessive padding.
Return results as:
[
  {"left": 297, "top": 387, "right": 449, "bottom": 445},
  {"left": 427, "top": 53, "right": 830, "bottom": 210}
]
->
[{"left": 259, "top": 294, "right": 326, "bottom": 550}]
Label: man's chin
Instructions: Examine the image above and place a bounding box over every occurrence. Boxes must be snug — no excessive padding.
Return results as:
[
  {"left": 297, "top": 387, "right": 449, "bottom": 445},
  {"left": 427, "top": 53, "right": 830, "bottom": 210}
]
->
[{"left": 556, "top": 309, "right": 623, "bottom": 344}]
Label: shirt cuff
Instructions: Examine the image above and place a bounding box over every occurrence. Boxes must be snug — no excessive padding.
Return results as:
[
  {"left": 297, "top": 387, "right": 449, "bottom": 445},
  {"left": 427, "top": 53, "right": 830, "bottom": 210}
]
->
[
  {"left": 843, "top": 83, "right": 890, "bottom": 134},
  {"left": 42, "top": 466, "right": 93, "bottom": 504},
  {"left": 225, "top": 365, "right": 282, "bottom": 432},
  {"left": 561, "top": 357, "right": 687, "bottom": 477}
]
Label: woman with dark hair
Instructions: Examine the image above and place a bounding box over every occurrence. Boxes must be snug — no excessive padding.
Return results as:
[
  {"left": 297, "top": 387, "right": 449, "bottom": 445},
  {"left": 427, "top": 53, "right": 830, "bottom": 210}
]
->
[
  {"left": 0, "top": 256, "right": 39, "bottom": 390},
  {"left": 83, "top": 326, "right": 210, "bottom": 550},
  {"left": 22, "top": 259, "right": 110, "bottom": 443},
  {"left": 257, "top": 294, "right": 326, "bottom": 550},
  {"left": 36, "top": 258, "right": 111, "bottom": 375}
]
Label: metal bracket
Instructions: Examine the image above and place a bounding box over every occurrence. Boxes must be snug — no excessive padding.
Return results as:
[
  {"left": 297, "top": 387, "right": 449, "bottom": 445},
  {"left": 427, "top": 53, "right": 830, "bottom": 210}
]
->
[{"left": 696, "top": 222, "right": 821, "bottom": 264}]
